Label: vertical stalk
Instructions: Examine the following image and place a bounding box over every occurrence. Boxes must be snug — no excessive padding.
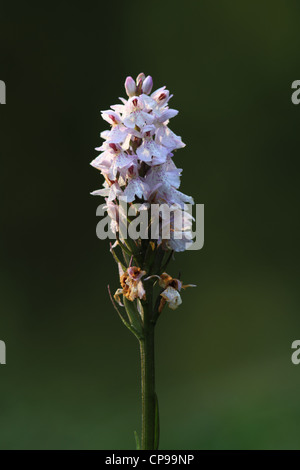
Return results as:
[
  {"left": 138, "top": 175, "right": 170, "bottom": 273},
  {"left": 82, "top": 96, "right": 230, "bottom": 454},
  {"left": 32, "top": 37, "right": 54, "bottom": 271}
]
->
[
  {"left": 139, "top": 323, "right": 155, "bottom": 449},
  {"left": 140, "top": 285, "right": 156, "bottom": 450}
]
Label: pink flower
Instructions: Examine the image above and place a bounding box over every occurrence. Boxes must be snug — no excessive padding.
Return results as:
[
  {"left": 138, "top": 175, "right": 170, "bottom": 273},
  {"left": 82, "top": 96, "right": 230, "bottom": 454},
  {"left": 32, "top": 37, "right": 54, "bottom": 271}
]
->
[
  {"left": 90, "top": 73, "right": 194, "bottom": 252},
  {"left": 123, "top": 97, "right": 155, "bottom": 130}
]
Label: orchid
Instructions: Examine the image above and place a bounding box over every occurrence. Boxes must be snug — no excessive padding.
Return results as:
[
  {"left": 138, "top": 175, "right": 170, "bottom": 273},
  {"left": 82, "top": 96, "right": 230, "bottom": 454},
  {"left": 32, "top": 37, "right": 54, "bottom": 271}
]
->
[{"left": 91, "top": 73, "right": 196, "bottom": 450}]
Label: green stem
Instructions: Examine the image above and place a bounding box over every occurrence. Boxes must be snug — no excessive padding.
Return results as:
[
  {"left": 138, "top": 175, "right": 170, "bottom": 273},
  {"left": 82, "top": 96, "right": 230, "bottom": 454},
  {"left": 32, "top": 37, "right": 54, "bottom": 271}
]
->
[
  {"left": 139, "top": 284, "right": 156, "bottom": 450},
  {"left": 139, "top": 322, "right": 156, "bottom": 450}
]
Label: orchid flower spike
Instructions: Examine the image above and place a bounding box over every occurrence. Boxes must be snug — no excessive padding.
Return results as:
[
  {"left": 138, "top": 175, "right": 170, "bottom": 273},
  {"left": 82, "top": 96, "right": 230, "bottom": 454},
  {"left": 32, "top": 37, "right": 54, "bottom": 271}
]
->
[
  {"left": 91, "top": 73, "right": 197, "bottom": 450},
  {"left": 91, "top": 72, "right": 194, "bottom": 253}
]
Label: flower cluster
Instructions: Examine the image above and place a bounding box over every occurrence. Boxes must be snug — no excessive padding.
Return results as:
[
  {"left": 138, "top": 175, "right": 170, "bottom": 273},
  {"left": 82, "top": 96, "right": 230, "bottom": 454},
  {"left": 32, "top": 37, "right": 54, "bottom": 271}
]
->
[{"left": 91, "top": 73, "right": 194, "bottom": 252}]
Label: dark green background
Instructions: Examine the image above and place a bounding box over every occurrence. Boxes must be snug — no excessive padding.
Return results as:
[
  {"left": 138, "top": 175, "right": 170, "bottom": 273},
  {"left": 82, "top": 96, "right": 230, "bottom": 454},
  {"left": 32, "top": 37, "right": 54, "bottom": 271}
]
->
[{"left": 1, "top": 1, "right": 300, "bottom": 449}]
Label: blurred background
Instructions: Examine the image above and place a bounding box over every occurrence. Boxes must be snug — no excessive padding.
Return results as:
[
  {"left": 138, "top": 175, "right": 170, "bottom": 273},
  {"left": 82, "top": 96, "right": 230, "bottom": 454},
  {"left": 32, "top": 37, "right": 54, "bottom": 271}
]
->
[{"left": 1, "top": 0, "right": 300, "bottom": 450}]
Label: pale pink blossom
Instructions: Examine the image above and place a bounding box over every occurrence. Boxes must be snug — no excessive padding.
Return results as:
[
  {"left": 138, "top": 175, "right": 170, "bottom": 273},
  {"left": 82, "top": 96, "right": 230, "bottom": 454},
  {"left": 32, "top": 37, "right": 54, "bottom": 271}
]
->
[{"left": 90, "top": 73, "right": 194, "bottom": 252}]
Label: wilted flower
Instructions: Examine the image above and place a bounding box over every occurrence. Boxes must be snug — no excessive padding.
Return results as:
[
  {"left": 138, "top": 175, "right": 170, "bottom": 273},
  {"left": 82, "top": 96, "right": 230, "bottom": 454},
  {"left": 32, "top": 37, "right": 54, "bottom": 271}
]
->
[
  {"left": 145, "top": 272, "right": 196, "bottom": 312},
  {"left": 160, "top": 287, "right": 182, "bottom": 310},
  {"left": 159, "top": 273, "right": 196, "bottom": 311},
  {"left": 114, "top": 264, "right": 146, "bottom": 305}
]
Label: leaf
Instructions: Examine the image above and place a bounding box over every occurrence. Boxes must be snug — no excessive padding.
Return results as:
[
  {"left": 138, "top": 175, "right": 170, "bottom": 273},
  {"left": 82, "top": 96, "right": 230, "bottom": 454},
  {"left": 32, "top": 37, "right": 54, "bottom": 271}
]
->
[
  {"left": 154, "top": 392, "right": 160, "bottom": 450},
  {"left": 151, "top": 245, "right": 166, "bottom": 275},
  {"left": 107, "top": 286, "right": 129, "bottom": 327},
  {"left": 160, "top": 250, "right": 174, "bottom": 273},
  {"left": 119, "top": 239, "right": 134, "bottom": 256},
  {"left": 137, "top": 298, "right": 144, "bottom": 317},
  {"left": 123, "top": 296, "right": 144, "bottom": 338},
  {"left": 110, "top": 243, "right": 126, "bottom": 271},
  {"left": 116, "top": 233, "right": 132, "bottom": 265},
  {"left": 143, "top": 241, "right": 157, "bottom": 272},
  {"left": 121, "top": 249, "right": 130, "bottom": 267},
  {"left": 134, "top": 431, "right": 141, "bottom": 450},
  {"left": 107, "top": 286, "right": 142, "bottom": 340}
]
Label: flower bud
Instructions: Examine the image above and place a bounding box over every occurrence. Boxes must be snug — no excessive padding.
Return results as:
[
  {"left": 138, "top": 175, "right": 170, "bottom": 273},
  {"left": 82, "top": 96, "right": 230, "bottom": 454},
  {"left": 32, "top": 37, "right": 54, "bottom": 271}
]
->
[
  {"left": 136, "top": 73, "right": 145, "bottom": 95},
  {"left": 142, "top": 75, "right": 153, "bottom": 95},
  {"left": 125, "top": 76, "right": 136, "bottom": 97},
  {"left": 136, "top": 73, "right": 145, "bottom": 86}
]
